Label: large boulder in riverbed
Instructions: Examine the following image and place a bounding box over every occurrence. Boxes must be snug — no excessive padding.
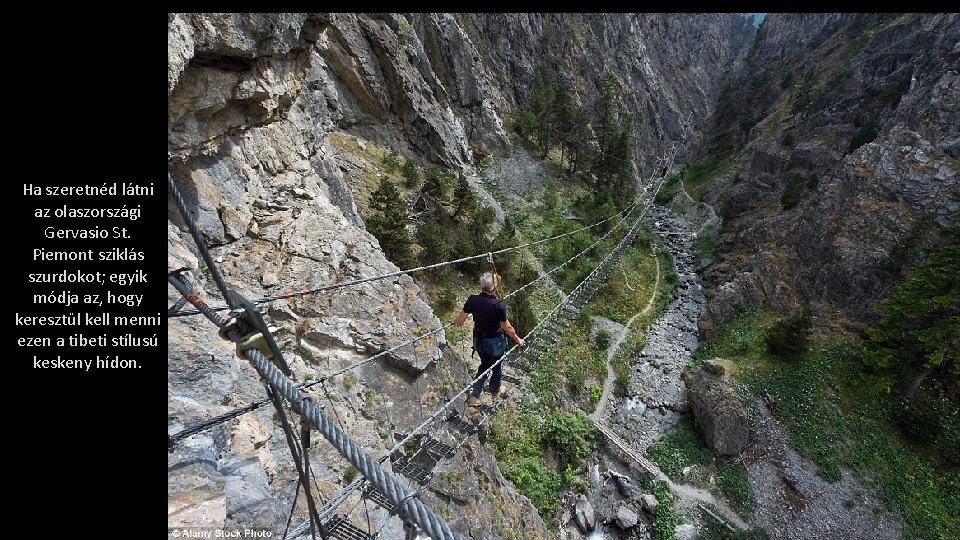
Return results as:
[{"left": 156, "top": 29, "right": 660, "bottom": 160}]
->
[
  {"left": 682, "top": 358, "right": 749, "bottom": 457},
  {"left": 573, "top": 495, "right": 596, "bottom": 533}
]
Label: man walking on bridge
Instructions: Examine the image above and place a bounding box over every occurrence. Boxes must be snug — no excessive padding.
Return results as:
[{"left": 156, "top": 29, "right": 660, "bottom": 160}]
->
[{"left": 454, "top": 271, "right": 526, "bottom": 407}]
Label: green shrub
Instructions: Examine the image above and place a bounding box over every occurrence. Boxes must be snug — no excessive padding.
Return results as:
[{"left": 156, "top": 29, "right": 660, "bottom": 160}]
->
[
  {"left": 781, "top": 172, "right": 807, "bottom": 210},
  {"left": 381, "top": 149, "right": 401, "bottom": 173},
  {"left": 436, "top": 288, "right": 457, "bottom": 314},
  {"left": 614, "top": 373, "right": 630, "bottom": 397},
  {"left": 849, "top": 118, "right": 879, "bottom": 153},
  {"left": 650, "top": 481, "right": 683, "bottom": 540},
  {"left": 782, "top": 131, "right": 795, "bottom": 147},
  {"left": 655, "top": 173, "right": 681, "bottom": 204},
  {"left": 594, "top": 328, "right": 612, "bottom": 350},
  {"left": 565, "top": 363, "right": 586, "bottom": 395},
  {"left": 343, "top": 465, "right": 359, "bottom": 483},
  {"left": 764, "top": 312, "right": 812, "bottom": 360},
  {"left": 542, "top": 411, "right": 597, "bottom": 471},
  {"left": 502, "top": 456, "right": 563, "bottom": 518},
  {"left": 401, "top": 157, "right": 420, "bottom": 188}
]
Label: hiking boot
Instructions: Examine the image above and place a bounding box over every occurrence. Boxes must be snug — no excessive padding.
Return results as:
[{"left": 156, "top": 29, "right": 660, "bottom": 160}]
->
[
  {"left": 466, "top": 395, "right": 482, "bottom": 407},
  {"left": 490, "top": 388, "right": 502, "bottom": 400}
]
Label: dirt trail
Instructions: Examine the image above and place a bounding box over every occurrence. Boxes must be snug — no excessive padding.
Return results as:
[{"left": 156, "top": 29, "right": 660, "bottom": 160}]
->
[{"left": 590, "top": 251, "right": 660, "bottom": 423}]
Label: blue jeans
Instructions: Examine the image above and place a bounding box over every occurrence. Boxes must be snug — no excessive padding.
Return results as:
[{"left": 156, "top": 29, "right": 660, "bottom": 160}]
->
[{"left": 471, "top": 335, "right": 506, "bottom": 397}]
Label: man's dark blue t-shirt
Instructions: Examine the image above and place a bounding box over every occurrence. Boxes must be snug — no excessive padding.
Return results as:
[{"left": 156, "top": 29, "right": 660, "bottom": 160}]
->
[{"left": 463, "top": 292, "right": 506, "bottom": 338}]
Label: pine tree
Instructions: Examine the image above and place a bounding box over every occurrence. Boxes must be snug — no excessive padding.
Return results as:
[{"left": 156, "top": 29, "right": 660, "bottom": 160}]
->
[
  {"left": 862, "top": 226, "right": 960, "bottom": 394},
  {"left": 530, "top": 67, "right": 559, "bottom": 159},
  {"left": 416, "top": 215, "right": 449, "bottom": 266},
  {"left": 381, "top": 149, "right": 401, "bottom": 174},
  {"left": 366, "top": 178, "right": 415, "bottom": 268},
  {"left": 591, "top": 73, "right": 636, "bottom": 207},
  {"left": 452, "top": 174, "right": 476, "bottom": 219},
  {"left": 423, "top": 166, "right": 450, "bottom": 209},
  {"left": 401, "top": 157, "right": 420, "bottom": 188},
  {"left": 564, "top": 105, "right": 591, "bottom": 175}
]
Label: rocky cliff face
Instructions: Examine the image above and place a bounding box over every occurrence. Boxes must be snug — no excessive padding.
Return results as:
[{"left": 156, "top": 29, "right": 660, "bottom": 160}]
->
[
  {"left": 695, "top": 13, "right": 960, "bottom": 333},
  {"left": 456, "top": 13, "right": 753, "bottom": 171},
  {"left": 167, "top": 12, "right": 750, "bottom": 537}
]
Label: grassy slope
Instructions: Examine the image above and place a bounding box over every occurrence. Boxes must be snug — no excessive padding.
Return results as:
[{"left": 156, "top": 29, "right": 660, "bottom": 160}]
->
[{"left": 689, "top": 309, "right": 959, "bottom": 540}]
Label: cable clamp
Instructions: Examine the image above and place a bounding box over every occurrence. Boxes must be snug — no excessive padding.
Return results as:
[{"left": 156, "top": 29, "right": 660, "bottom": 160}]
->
[
  {"left": 218, "top": 318, "right": 244, "bottom": 342},
  {"left": 236, "top": 331, "right": 275, "bottom": 361}
]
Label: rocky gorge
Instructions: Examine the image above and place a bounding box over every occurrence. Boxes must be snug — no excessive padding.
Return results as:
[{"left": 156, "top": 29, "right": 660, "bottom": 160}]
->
[{"left": 168, "top": 12, "right": 958, "bottom": 540}]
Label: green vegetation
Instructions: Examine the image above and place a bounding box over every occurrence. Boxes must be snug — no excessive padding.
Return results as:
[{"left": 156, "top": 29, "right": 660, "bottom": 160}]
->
[
  {"left": 780, "top": 172, "right": 817, "bottom": 210},
  {"left": 862, "top": 225, "right": 959, "bottom": 465},
  {"left": 782, "top": 131, "right": 795, "bottom": 148},
  {"left": 486, "top": 232, "right": 667, "bottom": 524},
  {"left": 514, "top": 67, "right": 636, "bottom": 207},
  {"left": 693, "top": 308, "right": 960, "bottom": 540},
  {"left": 343, "top": 465, "right": 359, "bottom": 483},
  {"left": 346, "top": 63, "right": 684, "bottom": 530},
  {"left": 678, "top": 158, "right": 733, "bottom": 202},
  {"left": 654, "top": 158, "right": 732, "bottom": 204},
  {"left": 366, "top": 177, "right": 416, "bottom": 268},
  {"left": 542, "top": 410, "right": 597, "bottom": 470},
  {"left": 849, "top": 117, "right": 879, "bottom": 153},
  {"left": 607, "top": 248, "right": 676, "bottom": 397},
  {"left": 381, "top": 149, "right": 401, "bottom": 173},
  {"left": 491, "top": 403, "right": 575, "bottom": 519},
  {"left": 401, "top": 156, "right": 420, "bottom": 188},
  {"left": 693, "top": 226, "right": 717, "bottom": 264},
  {"left": 594, "top": 328, "right": 612, "bottom": 350},
  {"left": 647, "top": 416, "right": 754, "bottom": 515},
  {"left": 591, "top": 235, "right": 661, "bottom": 324},
  {"left": 650, "top": 481, "right": 683, "bottom": 540},
  {"left": 861, "top": 225, "right": 959, "bottom": 391},
  {"left": 655, "top": 173, "right": 682, "bottom": 204},
  {"left": 697, "top": 520, "right": 770, "bottom": 540},
  {"left": 764, "top": 311, "right": 812, "bottom": 360}
]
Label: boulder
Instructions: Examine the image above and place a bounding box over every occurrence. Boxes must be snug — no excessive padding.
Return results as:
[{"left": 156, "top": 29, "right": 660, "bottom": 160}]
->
[
  {"left": 676, "top": 523, "right": 698, "bottom": 540},
  {"left": 641, "top": 493, "right": 659, "bottom": 514},
  {"left": 615, "top": 506, "right": 639, "bottom": 529},
  {"left": 682, "top": 359, "right": 749, "bottom": 456},
  {"left": 573, "top": 495, "right": 596, "bottom": 533}
]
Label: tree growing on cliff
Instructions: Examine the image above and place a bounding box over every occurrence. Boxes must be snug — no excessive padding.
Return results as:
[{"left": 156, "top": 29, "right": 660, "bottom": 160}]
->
[
  {"left": 862, "top": 225, "right": 959, "bottom": 397},
  {"left": 530, "top": 66, "right": 560, "bottom": 159},
  {"left": 592, "top": 73, "right": 636, "bottom": 208},
  {"left": 366, "top": 178, "right": 415, "bottom": 268},
  {"left": 401, "top": 157, "right": 420, "bottom": 188},
  {"left": 423, "top": 165, "right": 451, "bottom": 208},
  {"left": 452, "top": 174, "right": 476, "bottom": 219}
]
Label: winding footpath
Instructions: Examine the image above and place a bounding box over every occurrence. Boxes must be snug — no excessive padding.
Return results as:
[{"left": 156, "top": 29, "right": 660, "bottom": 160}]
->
[{"left": 589, "top": 249, "right": 659, "bottom": 423}]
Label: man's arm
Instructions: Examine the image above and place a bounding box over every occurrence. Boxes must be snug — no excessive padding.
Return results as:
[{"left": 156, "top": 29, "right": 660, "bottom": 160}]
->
[
  {"left": 500, "top": 319, "right": 526, "bottom": 347},
  {"left": 454, "top": 311, "right": 469, "bottom": 326}
]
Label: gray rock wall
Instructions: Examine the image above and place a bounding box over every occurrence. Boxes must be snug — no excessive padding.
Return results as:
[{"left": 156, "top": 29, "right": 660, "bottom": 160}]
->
[{"left": 699, "top": 13, "right": 960, "bottom": 330}]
